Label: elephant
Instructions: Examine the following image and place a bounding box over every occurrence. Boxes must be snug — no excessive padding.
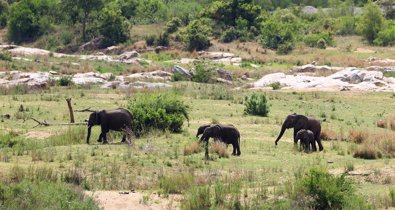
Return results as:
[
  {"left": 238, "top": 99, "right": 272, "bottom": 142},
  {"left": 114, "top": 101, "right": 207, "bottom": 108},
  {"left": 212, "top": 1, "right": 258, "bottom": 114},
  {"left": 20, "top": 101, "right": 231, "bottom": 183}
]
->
[
  {"left": 199, "top": 124, "right": 241, "bottom": 159},
  {"left": 86, "top": 108, "right": 133, "bottom": 144},
  {"left": 295, "top": 129, "right": 315, "bottom": 152},
  {"left": 196, "top": 123, "right": 234, "bottom": 138},
  {"left": 274, "top": 114, "right": 323, "bottom": 151}
]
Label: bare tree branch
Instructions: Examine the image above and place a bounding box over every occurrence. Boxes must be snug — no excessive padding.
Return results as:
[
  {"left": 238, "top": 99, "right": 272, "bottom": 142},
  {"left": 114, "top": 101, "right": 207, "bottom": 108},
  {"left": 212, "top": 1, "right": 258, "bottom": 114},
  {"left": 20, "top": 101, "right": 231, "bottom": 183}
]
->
[
  {"left": 75, "top": 107, "right": 96, "bottom": 112},
  {"left": 27, "top": 118, "right": 87, "bottom": 128}
]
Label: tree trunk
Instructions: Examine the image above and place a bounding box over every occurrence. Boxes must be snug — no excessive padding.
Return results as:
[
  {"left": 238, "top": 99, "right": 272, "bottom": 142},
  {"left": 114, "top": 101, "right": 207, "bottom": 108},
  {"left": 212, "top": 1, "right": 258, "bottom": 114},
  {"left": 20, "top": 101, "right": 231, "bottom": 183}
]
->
[{"left": 66, "top": 98, "right": 75, "bottom": 123}]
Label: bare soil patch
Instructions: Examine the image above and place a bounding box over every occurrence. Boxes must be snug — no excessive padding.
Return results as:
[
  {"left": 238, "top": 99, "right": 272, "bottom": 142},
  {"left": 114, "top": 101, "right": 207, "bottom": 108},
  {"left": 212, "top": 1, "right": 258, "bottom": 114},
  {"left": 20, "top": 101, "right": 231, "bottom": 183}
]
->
[{"left": 24, "top": 131, "right": 52, "bottom": 140}]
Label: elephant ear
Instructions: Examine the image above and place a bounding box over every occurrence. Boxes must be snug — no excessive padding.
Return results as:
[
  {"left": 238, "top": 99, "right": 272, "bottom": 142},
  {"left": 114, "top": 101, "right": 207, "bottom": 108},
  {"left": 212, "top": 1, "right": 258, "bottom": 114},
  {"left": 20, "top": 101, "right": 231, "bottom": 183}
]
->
[
  {"left": 295, "top": 115, "right": 308, "bottom": 130},
  {"left": 212, "top": 124, "right": 222, "bottom": 138},
  {"left": 96, "top": 110, "right": 104, "bottom": 125}
]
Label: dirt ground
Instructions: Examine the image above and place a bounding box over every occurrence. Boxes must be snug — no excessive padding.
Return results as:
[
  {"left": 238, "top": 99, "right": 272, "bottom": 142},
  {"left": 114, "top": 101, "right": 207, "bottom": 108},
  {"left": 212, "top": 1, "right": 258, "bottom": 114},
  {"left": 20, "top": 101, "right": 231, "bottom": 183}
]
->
[{"left": 85, "top": 191, "right": 181, "bottom": 210}]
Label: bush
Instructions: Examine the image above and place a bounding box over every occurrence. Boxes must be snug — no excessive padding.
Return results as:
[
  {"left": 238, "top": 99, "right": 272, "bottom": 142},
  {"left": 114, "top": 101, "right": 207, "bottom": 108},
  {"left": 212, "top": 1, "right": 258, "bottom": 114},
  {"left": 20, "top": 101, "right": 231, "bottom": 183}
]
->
[
  {"left": 135, "top": 0, "right": 169, "bottom": 24},
  {"left": 374, "top": 26, "right": 395, "bottom": 46},
  {"left": 99, "top": 7, "right": 129, "bottom": 48},
  {"left": 0, "top": 180, "right": 99, "bottom": 209},
  {"left": 127, "top": 93, "right": 189, "bottom": 137},
  {"left": 57, "top": 76, "right": 73, "bottom": 86},
  {"left": 335, "top": 16, "right": 356, "bottom": 35},
  {"left": 293, "top": 167, "right": 370, "bottom": 210},
  {"left": 244, "top": 92, "right": 269, "bottom": 117},
  {"left": 184, "top": 142, "right": 201, "bottom": 156},
  {"left": 145, "top": 35, "right": 157, "bottom": 46},
  {"left": 220, "top": 28, "right": 239, "bottom": 43},
  {"left": 166, "top": 17, "right": 182, "bottom": 33},
  {"left": 156, "top": 32, "right": 170, "bottom": 47},
  {"left": 304, "top": 32, "right": 334, "bottom": 49},
  {"left": 357, "top": 1, "right": 385, "bottom": 44},
  {"left": 0, "top": 0, "right": 8, "bottom": 28},
  {"left": 261, "top": 18, "right": 296, "bottom": 54},
  {"left": 210, "top": 142, "right": 229, "bottom": 158},
  {"left": 180, "top": 19, "right": 211, "bottom": 51},
  {"left": 0, "top": 52, "right": 12, "bottom": 61},
  {"left": 192, "top": 63, "right": 212, "bottom": 83}
]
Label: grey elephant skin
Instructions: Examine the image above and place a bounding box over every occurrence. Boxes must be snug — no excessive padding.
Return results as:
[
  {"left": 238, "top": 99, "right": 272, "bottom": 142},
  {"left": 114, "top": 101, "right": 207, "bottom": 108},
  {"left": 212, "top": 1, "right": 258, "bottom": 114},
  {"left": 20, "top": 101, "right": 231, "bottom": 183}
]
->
[
  {"left": 199, "top": 124, "right": 241, "bottom": 159},
  {"left": 196, "top": 123, "right": 234, "bottom": 138},
  {"left": 86, "top": 108, "right": 133, "bottom": 144},
  {"left": 295, "top": 129, "right": 315, "bottom": 152},
  {"left": 275, "top": 114, "right": 323, "bottom": 151}
]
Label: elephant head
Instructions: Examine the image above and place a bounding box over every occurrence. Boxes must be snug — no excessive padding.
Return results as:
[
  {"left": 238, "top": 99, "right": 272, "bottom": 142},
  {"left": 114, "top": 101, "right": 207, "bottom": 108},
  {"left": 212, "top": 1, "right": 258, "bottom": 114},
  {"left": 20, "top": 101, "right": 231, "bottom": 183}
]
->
[
  {"left": 86, "top": 111, "right": 101, "bottom": 144},
  {"left": 275, "top": 114, "right": 308, "bottom": 145},
  {"left": 295, "top": 129, "right": 310, "bottom": 152},
  {"left": 199, "top": 124, "right": 221, "bottom": 143},
  {"left": 196, "top": 124, "right": 211, "bottom": 138}
]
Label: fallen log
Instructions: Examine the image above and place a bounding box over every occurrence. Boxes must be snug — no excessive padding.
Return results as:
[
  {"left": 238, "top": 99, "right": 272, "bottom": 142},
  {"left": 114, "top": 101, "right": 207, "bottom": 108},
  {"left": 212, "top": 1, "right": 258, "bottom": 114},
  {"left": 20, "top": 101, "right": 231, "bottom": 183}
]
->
[{"left": 26, "top": 118, "right": 87, "bottom": 128}]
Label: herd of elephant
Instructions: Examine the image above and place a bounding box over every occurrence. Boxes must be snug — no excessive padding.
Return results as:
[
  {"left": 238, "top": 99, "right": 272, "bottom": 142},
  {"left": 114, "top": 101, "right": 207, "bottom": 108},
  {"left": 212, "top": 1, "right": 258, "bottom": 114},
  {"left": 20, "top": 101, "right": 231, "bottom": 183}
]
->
[{"left": 85, "top": 109, "right": 324, "bottom": 159}]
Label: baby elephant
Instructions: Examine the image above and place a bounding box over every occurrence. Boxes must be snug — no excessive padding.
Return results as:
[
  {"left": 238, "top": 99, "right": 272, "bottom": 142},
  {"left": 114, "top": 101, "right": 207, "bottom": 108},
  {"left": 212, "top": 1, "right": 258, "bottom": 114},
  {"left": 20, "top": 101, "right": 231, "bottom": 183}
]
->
[
  {"left": 295, "top": 129, "right": 316, "bottom": 152},
  {"left": 199, "top": 124, "right": 240, "bottom": 159},
  {"left": 196, "top": 123, "right": 234, "bottom": 139}
]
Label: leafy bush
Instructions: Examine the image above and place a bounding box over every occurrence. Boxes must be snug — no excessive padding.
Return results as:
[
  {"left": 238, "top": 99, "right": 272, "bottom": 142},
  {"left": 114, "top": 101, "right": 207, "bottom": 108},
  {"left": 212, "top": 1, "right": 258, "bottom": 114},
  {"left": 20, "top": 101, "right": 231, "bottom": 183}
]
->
[
  {"left": 135, "top": 0, "right": 169, "bottom": 24},
  {"left": 156, "top": 32, "right": 170, "bottom": 47},
  {"left": 374, "top": 26, "right": 395, "bottom": 46},
  {"left": 145, "top": 35, "right": 157, "bottom": 46},
  {"left": 167, "top": 0, "right": 202, "bottom": 25},
  {"left": 220, "top": 28, "right": 240, "bottom": 43},
  {"left": 0, "top": 52, "right": 12, "bottom": 61},
  {"left": 304, "top": 32, "right": 334, "bottom": 49},
  {"left": 166, "top": 17, "right": 182, "bottom": 33},
  {"left": 244, "top": 92, "right": 269, "bottom": 117},
  {"left": 192, "top": 63, "right": 212, "bottom": 83},
  {"left": 0, "top": 180, "right": 99, "bottom": 209},
  {"left": 0, "top": 0, "right": 8, "bottom": 28},
  {"left": 292, "top": 167, "right": 371, "bottom": 210},
  {"left": 180, "top": 19, "right": 211, "bottom": 51},
  {"left": 261, "top": 18, "right": 296, "bottom": 54},
  {"left": 127, "top": 93, "right": 189, "bottom": 137},
  {"left": 99, "top": 7, "right": 129, "bottom": 48},
  {"left": 58, "top": 76, "right": 73, "bottom": 86},
  {"left": 335, "top": 16, "right": 356, "bottom": 35},
  {"left": 357, "top": 1, "right": 385, "bottom": 44}
]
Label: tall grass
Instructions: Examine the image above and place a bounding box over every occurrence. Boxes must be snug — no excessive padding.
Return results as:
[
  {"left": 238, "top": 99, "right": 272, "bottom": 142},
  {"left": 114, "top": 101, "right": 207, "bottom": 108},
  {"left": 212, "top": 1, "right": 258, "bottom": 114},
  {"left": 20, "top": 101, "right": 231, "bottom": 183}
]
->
[{"left": 159, "top": 172, "right": 195, "bottom": 195}]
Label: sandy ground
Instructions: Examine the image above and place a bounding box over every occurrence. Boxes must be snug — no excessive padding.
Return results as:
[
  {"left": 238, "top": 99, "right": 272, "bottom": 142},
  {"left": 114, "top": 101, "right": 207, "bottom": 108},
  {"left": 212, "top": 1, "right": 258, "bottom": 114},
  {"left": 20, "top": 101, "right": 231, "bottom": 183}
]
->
[
  {"left": 85, "top": 191, "right": 181, "bottom": 210},
  {"left": 24, "top": 131, "right": 52, "bottom": 140}
]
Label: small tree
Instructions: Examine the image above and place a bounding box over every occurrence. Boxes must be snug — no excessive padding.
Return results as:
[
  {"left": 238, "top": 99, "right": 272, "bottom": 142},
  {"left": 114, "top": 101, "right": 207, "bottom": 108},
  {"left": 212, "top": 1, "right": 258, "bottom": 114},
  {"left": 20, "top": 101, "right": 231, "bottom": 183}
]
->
[
  {"left": 181, "top": 19, "right": 211, "bottom": 51},
  {"left": 357, "top": 1, "right": 385, "bottom": 44},
  {"left": 192, "top": 62, "right": 212, "bottom": 83},
  {"left": 244, "top": 93, "right": 269, "bottom": 117},
  {"left": 0, "top": 0, "right": 8, "bottom": 28},
  {"left": 98, "top": 7, "right": 129, "bottom": 47}
]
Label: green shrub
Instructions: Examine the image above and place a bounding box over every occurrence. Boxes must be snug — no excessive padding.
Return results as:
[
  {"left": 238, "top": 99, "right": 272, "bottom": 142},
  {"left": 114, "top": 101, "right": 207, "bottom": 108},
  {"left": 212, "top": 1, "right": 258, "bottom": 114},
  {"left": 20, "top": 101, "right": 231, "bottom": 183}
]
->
[
  {"left": 145, "top": 35, "right": 157, "bottom": 46},
  {"left": 270, "top": 82, "right": 281, "bottom": 90},
  {"left": 192, "top": 63, "right": 212, "bottom": 83},
  {"left": 58, "top": 76, "right": 73, "bottom": 86},
  {"left": 166, "top": 17, "right": 182, "bottom": 33},
  {"left": 0, "top": 180, "right": 99, "bottom": 209},
  {"left": 156, "top": 32, "right": 170, "bottom": 47},
  {"left": 0, "top": 52, "right": 12, "bottom": 61},
  {"left": 335, "top": 16, "right": 356, "bottom": 35},
  {"left": 390, "top": 188, "right": 395, "bottom": 207},
  {"left": 292, "top": 167, "right": 371, "bottom": 210},
  {"left": 127, "top": 93, "right": 189, "bottom": 136},
  {"left": 135, "top": 0, "right": 169, "bottom": 24},
  {"left": 304, "top": 32, "right": 334, "bottom": 49},
  {"left": 220, "top": 28, "right": 239, "bottom": 43},
  {"left": 261, "top": 18, "right": 296, "bottom": 54},
  {"left": 99, "top": 7, "right": 129, "bottom": 48},
  {"left": 374, "top": 26, "right": 395, "bottom": 46},
  {"left": 180, "top": 19, "right": 211, "bottom": 51},
  {"left": 244, "top": 92, "right": 269, "bottom": 117},
  {"left": 0, "top": 0, "right": 8, "bottom": 28},
  {"left": 357, "top": 1, "right": 385, "bottom": 44}
]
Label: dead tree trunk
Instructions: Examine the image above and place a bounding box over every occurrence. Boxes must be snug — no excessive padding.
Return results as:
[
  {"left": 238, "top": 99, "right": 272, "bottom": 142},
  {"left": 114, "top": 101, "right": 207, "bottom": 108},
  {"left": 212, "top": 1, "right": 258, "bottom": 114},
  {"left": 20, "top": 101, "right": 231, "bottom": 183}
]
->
[{"left": 66, "top": 98, "right": 75, "bottom": 123}]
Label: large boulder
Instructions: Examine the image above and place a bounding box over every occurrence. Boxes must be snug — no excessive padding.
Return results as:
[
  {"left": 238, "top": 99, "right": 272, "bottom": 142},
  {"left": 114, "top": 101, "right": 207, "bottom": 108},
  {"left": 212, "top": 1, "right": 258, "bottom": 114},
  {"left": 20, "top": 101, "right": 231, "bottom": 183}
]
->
[
  {"left": 118, "top": 51, "right": 140, "bottom": 60},
  {"left": 173, "top": 65, "right": 192, "bottom": 78},
  {"left": 215, "top": 68, "right": 232, "bottom": 81},
  {"left": 126, "top": 70, "right": 173, "bottom": 81},
  {"left": 72, "top": 72, "right": 106, "bottom": 85},
  {"left": 295, "top": 64, "right": 332, "bottom": 72},
  {"left": 79, "top": 37, "right": 103, "bottom": 52}
]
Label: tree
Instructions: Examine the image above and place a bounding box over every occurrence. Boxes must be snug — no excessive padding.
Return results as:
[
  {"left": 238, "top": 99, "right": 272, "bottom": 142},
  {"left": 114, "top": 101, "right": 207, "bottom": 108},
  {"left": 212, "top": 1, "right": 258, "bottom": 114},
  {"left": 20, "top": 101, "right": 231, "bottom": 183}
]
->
[
  {"left": 180, "top": 19, "right": 211, "bottom": 51},
  {"left": 62, "top": 0, "right": 103, "bottom": 42},
  {"left": 0, "top": 0, "right": 8, "bottom": 28},
  {"left": 98, "top": 7, "right": 129, "bottom": 47},
  {"left": 7, "top": 1, "right": 40, "bottom": 43},
  {"left": 357, "top": 1, "right": 385, "bottom": 44}
]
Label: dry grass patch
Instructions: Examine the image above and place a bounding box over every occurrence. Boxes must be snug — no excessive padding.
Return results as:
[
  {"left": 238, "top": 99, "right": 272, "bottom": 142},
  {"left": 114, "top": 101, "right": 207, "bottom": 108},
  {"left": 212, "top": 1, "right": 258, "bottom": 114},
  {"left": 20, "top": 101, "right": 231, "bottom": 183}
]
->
[
  {"left": 320, "top": 128, "right": 338, "bottom": 141},
  {"left": 210, "top": 142, "right": 229, "bottom": 158},
  {"left": 353, "top": 132, "right": 395, "bottom": 159},
  {"left": 348, "top": 130, "right": 369, "bottom": 144},
  {"left": 184, "top": 142, "right": 202, "bottom": 156}
]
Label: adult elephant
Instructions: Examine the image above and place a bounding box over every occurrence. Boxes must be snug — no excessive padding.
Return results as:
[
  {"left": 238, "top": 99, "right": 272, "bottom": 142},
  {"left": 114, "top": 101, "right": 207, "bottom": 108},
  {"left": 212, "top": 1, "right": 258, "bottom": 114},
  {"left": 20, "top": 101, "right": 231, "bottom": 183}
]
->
[
  {"left": 295, "top": 129, "right": 315, "bottom": 152},
  {"left": 199, "top": 124, "right": 241, "bottom": 159},
  {"left": 274, "top": 114, "right": 323, "bottom": 151},
  {"left": 86, "top": 108, "right": 133, "bottom": 144}
]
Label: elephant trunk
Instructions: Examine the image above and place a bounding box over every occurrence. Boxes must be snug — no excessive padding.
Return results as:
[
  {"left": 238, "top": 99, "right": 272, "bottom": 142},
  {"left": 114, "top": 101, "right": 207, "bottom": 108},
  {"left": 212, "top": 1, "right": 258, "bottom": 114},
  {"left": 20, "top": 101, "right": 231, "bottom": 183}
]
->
[
  {"left": 275, "top": 124, "right": 287, "bottom": 145},
  {"left": 87, "top": 125, "right": 92, "bottom": 144}
]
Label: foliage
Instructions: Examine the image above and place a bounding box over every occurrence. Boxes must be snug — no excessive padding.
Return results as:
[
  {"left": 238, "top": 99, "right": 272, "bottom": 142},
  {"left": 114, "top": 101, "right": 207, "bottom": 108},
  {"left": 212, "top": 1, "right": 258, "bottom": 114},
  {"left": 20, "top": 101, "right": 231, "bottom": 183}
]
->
[
  {"left": 179, "top": 19, "right": 211, "bottom": 51},
  {"left": 374, "top": 26, "right": 395, "bottom": 46},
  {"left": 7, "top": 0, "right": 55, "bottom": 43},
  {"left": 244, "top": 92, "right": 269, "bottom": 117},
  {"left": 192, "top": 62, "right": 212, "bottom": 83},
  {"left": 0, "top": 180, "right": 99, "bottom": 209},
  {"left": 167, "top": 0, "right": 202, "bottom": 24},
  {"left": 335, "top": 16, "right": 357, "bottom": 35},
  {"left": 165, "top": 17, "right": 182, "bottom": 34},
  {"left": 145, "top": 34, "right": 156, "bottom": 46},
  {"left": 304, "top": 32, "right": 334, "bottom": 49},
  {"left": 357, "top": 1, "right": 385, "bottom": 44},
  {"left": 0, "top": 51, "right": 12, "bottom": 61},
  {"left": 156, "top": 32, "right": 170, "bottom": 47},
  {"left": 159, "top": 172, "right": 195, "bottom": 195},
  {"left": 220, "top": 27, "right": 240, "bottom": 43},
  {"left": 127, "top": 93, "right": 189, "bottom": 136},
  {"left": 292, "top": 167, "right": 371, "bottom": 210},
  {"left": 135, "top": 0, "right": 169, "bottom": 24},
  {"left": 117, "top": 0, "right": 139, "bottom": 19},
  {"left": 181, "top": 186, "right": 211, "bottom": 210},
  {"left": 0, "top": 0, "right": 8, "bottom": 28},
  {"left": 98, "top": 7, "right": 129, "bottom": 48},
  {"left": 57, "top": 76, "right": 73, "bottom": 86}
]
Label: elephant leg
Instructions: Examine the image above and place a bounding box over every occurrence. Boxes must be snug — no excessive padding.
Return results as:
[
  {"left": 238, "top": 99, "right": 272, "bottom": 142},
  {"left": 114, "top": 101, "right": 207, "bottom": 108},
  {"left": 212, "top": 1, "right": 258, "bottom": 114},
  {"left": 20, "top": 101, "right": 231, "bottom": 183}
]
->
[
  {"left": 317, "top": 139, "right": 324, "bottom": 151},
  {"left": 121, "top": 134, "right": 126, "bottom": 143},
  {"left": 236, "top": 143, "right": 241, "bottom": 156},
  {"left": 102, "top": 132, "right": 108, "bottom": 144},
  {"left": 97, "top": 133, "right": 103, "bottom": 142},
  {"left": 205, "top": 141, "right": 209, "bottom": 160},
  {"left": 231, "top": 143, "right": 236, "bottom": 155},
  {"left": 311, "top": 141, "right": 317, "bottom": 152}
]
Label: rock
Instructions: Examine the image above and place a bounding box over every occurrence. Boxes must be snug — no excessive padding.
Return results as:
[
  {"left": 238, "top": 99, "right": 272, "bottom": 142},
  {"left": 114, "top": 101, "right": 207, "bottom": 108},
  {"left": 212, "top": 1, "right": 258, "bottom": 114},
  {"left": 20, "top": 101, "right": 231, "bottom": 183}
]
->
[
  {"left": 49, "top": 71, "right": 59, "bottom": 75},
  {"left": 72, "top": 72, "right": 106, "bottom": 85},
  {"left": 295, "top": 64, "right": 332, "bottom": 72},
  {"left": 216, "top": 78, "right": 233, "bottom": 85},
  {"left": 104, "top": 46, "right": 121, "bottom": 54},
  {"left": 302, "top": 6, "right": 318, "bottom": 14},
  {"left": 118, "top": 51, "right": 140, "bottom": 60},
  {"left": 241, "top": 75, "right": 254, "bottom": 81},
  {"left": 179, "top": 58, "right": 196, "bottom": 64},
  {"left": 154, "top": 46, "right": 167, "bottom": 53},
  {"left": 202, "top": 52, "right": 235, "bottom": 59},
  {"left": 173, "top": 65, "right": 192, "bottom": 78},
  {"left": 79, "top": 37, "right": 103, "bottom": 52},
  {"left": 100, "top": 73, "right": 114, "bottom": 80},
  {"left": 215, "top": 68, "right": 232, "bottom": 81},
  {"left": 127, "top": 70, "right": 172, "bottom": 81}
]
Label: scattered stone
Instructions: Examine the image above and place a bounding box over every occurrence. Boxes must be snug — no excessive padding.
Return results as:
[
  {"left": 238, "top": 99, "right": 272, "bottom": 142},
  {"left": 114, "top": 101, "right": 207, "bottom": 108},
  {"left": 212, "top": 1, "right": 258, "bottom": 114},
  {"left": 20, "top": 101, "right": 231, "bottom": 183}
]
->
[
  {"left": 79, "top": 37, "right": 103, "bottom": 52},
  {"left": 72, "top": 72, "right": 106, "bottom": 85},
  {"left": 295, "top": 64, "right": 332, "bottom": 72},
  {"left": 118, "top": 51, "right": 139, "bottom": 60},
  {"left": 215, "top": 68, "right": 232, "bottom": 81},
  {"left": 173, "top": 65, "right": 192, "bottom": 78},
  {"left": 126, "top": 70, "right": 172, "bottom": 81},
  {"left": 216, "top": 78, "right": 233, "bottom": 85}
]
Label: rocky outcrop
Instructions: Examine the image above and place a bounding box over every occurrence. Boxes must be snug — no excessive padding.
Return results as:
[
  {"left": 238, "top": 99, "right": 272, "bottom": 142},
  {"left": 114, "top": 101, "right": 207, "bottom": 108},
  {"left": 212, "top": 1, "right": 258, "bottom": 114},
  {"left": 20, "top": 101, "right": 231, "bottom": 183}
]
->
[
  {"left": 126, "top": 70, "right": 173, "bottom": 81},
  {"left": 173, "top": 65, "right": 193, "bottom": 78},
  {"left": 366, "top": 57, "right": 395, "bottom": 66},
  {"left": 252, "top": 68, "right": 395, "bottom": 92},
  {"left": 0, "top": 71, "right": 51, "bottom": 89},
  {"left": 199, "top": 51, "right": 242, "bottom": 66},
  {"left": 295, "top": 64, "right": 336, "bottom": 72}
]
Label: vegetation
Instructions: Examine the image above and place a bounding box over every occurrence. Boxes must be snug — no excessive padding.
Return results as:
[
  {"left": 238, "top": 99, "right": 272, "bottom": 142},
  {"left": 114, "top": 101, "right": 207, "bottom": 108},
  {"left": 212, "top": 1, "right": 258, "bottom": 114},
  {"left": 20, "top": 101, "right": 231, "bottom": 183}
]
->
[{"left": 244, "top": 92, "right": 269, "bottom": 117}]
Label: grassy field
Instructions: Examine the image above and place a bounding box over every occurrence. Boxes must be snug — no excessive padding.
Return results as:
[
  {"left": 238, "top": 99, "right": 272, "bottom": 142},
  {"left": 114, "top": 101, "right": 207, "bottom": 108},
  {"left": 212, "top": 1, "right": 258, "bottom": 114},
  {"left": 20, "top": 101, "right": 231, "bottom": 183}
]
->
[{"left": 0, "top": 83, "right": 394, "bottom": 209}]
